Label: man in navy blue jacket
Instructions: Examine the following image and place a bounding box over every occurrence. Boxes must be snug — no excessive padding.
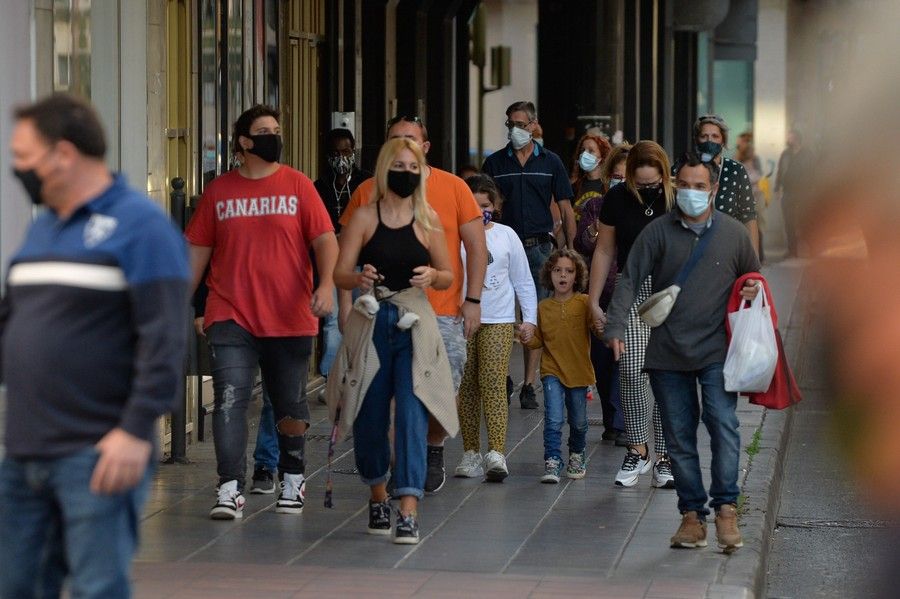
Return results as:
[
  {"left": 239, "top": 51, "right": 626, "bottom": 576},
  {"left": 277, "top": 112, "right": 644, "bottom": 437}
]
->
[{"left": 0, "top": 94, "right": 189, "bottom": 598}]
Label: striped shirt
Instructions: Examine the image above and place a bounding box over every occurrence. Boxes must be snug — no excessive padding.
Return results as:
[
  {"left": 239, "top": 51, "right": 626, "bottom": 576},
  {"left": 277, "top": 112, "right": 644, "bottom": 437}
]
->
[{"left": 0, "top": 175, "right": 190, "bottom": 459}]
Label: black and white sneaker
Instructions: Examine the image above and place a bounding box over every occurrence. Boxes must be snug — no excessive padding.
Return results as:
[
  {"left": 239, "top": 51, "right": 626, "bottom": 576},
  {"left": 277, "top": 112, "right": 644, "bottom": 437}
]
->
[
  {"left": 368, "top": 500, "right": 392, "bottom": 535},
  {"left": 393, "top": 510, "right": 420, "bottom": 545},
  {"left": 652, "top": 456, "right": 676, "bottom": 489},
  {"left": 424, "top": 446, "right": 445, "bottom": 494},
  {"left": 210, "top": 480, "right": 245, "bottom": 520},
  {"left": 614, "top": 449, "right": 651, "bottom": 487},
  {"left": 249, "top": 467, "right": 276, "bottom": 494},
  {"left": 275, "top": 473, "right": 305, "bottom": 514}
]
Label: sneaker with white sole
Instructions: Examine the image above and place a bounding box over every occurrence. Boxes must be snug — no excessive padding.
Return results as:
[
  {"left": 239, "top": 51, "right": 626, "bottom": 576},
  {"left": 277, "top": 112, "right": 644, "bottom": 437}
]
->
[
  {"left": 541, "top": 457, "right": 563, "bottom": 484},
  {"left": 652, "top": 456, "right": 676, "bottom": 489},
  {"left": 566, "top": 452, "right": 587, "bottom": 479},
  {"left": 275, "top": 473, "right": 305, "bottom": 514},
  {"left": 424, "top": 446, "right": 446, "bottom": 494},
  {"left": 454, "top": 450, "right": 484, "bottom": 478},
  {"left": 210, "top": 480, "right": 245, "bottom": 520},
  {"left": 484, "top": 450, "right": 509, "bottom": 482},
  {"left": 367, "top": 499, "right": 392, "bottom": 535},
  {"left": 249, "top": 467, "right": 276, "bottom": 494},
  {"left": 614, "top": 449, "right": 651, "bottom": 487},
  {"left": 393, "top": 510, "right": 420, "bottom": 545}
]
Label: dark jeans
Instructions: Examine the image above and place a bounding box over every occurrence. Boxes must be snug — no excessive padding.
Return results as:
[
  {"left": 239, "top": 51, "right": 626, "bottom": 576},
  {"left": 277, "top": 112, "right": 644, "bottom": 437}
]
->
[
  {"left": 648, "top": 363, "right": 740, "bottom": 518},
  {"left": 353, "top": 303, "right": 429, "bottom": 499},
  {"left": 524, "top": 240, "right": 553, "bottom": 301},
  {"left": 207, "top": 320, "right": 311, "bottom": 490},
  {"left": 0, "top": 447, "right": 153, "bottom": 598},
  {"left": 590, "top": 335, "right": 624, "bottom": 432}
]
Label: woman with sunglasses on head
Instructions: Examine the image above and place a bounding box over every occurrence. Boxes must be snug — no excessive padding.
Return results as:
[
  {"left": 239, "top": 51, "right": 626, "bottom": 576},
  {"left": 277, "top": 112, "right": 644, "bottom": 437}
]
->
[
  {"left": 587, "top": 140, "right": 676, "bottom": 490},
  {"left": 330, "top": 138, "right": 456, "bottom": 545}
]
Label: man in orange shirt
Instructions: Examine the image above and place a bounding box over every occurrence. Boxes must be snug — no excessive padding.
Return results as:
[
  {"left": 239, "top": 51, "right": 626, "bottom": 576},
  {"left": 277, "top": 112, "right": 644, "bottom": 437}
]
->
[{"left": 339, "top": 116, "right": 487, "bottom": 493}]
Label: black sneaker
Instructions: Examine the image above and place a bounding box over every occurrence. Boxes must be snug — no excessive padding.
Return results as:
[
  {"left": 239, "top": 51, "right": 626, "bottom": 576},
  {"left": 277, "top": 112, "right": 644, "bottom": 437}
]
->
[
  {"left": 424, "top": 446, "right": 446, "bottom": 494},
  {"left": 275, "top": 473, "right": 305, "bottom": 514},
  {"left": 249, "top": 467, "right": 276, "bottom": 494},
  {"left": 393, "top": 510, "right": 420, "bottom": 545},
  {"left": 519, "top": 384, "right": 538, "bottom": 409},
  {"left": 601, "top": 428, "right": 618, "bottom": 442},
  {"left": 368, "top": 500, "right": 391, "bottom": 535}
]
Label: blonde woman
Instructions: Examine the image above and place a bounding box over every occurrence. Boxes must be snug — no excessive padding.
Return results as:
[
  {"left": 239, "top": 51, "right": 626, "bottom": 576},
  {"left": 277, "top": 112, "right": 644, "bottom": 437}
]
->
[
  {"left": 588, "top": 140, "right": 676, "bottom": 489},
  {"left": 331, "top": 138, "right": 455, "bottom": 545}
]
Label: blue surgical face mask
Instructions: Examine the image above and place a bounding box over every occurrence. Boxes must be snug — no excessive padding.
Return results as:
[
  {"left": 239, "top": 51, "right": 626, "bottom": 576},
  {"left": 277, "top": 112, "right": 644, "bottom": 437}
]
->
[
  {"left": 608, "top": 177, "right": 624, "bottom": 189},
  {"left": 482, "top": 209, "right": 493, "bottom": 225},
  {"left": 676, "top": 188, "right": 713, "bottom": 217},
  {"left": 578, "top": 150, "right": 599, "bottom": 172}
]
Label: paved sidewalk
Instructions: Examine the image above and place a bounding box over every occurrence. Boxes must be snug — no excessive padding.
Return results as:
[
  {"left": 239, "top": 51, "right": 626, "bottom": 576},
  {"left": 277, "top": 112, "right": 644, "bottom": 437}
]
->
[{"left": 125, "top": 261, "right": 806, "bottom": 598}]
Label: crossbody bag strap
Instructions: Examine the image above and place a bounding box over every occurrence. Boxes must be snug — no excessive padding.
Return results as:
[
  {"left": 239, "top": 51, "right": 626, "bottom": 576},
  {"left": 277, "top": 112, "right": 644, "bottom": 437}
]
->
[{"left": 674, "top": 217, "right": 718, "bottom": 288}]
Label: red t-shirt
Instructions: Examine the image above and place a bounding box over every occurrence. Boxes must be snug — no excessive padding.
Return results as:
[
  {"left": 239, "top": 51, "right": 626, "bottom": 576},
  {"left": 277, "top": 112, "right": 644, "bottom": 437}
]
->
[{"left": 186, "top": 166, "right": 333, "bottom": 337}]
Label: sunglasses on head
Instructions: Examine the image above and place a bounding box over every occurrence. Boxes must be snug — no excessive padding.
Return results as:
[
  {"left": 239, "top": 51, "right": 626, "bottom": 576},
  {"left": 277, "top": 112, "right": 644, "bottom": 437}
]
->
[{"left": 386, "top": 115, "right": 423, "bottom": 128}]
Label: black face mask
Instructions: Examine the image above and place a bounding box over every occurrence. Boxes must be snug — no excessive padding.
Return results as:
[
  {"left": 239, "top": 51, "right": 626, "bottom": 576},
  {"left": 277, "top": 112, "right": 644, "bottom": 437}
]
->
[
  {"left": 12, "top": 168, "right": 45, "bottom": 205},
  {"left": 387, "top": 169, "right": 420, "bottom": 198},
  {"left": 638, "top": 185, "right": 661, "bottom": 203},
  {"left": 247, "top": 134, "right": 283, "bottom": 163}
]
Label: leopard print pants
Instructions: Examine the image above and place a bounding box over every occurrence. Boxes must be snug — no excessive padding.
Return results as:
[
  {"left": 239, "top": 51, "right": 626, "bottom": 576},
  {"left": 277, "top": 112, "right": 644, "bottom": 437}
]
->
[{"left": 457, "top": 323, "right": 514, "bottom": 454}]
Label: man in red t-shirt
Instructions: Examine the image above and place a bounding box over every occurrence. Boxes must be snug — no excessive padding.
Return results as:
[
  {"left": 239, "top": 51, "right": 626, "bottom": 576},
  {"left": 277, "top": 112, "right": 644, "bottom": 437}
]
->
[
  {"left": 186, "top": 105, "right": 338, "bottom": 520},
  {"left": 339, "top": 116, "right": 487, "bottom": 494}
]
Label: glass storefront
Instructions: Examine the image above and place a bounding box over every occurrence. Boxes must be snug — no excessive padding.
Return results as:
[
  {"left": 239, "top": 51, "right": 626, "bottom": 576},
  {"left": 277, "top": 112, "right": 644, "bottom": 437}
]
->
[{"left": 198, "top": 0, "right": 280, "bottom": 188}]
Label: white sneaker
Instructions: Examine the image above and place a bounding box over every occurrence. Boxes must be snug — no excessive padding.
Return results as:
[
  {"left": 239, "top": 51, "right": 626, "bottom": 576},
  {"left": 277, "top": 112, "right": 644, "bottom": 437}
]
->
[
  {"left": 483, "top": 450, "right": 509, "bottom": 482},
  {"left": 614, "top": 449, "right": 651, "bottom": 487},
  {"left": 275, "top": 473, "right": 306, "bottom": 514},
  {"left": 454, "top": 450, "right": 484, "bottom": 478},
  {"left": 651, "top": 456, "right": 676, "bottom": 489},
  {"left": 210, "top": 480, "right": 245, "bottom": 520}
]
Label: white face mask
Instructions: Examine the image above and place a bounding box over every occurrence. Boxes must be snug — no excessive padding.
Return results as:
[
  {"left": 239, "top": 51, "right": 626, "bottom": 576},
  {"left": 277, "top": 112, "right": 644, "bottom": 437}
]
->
[
  {"left": 608, "top": 177, "right": 624, "bottom": 188},
  {"left": 578, "top": 151, "right": 599, "bottom": 172},
  {"left": 508, "top": 126, "right": 532, "bottom": 150},
  {"left": 676, "top": 188, "right": 713, "bottom": 217}
]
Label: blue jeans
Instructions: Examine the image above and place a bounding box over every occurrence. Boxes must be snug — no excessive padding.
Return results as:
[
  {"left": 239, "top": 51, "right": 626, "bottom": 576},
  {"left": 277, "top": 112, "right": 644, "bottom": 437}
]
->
[
  {"left": 648, "top": 363, "right": 740, "bottom": 518},
  {"left": 541, "top": 375, "right": 589, "bottom": 461},
  {"left": 207, "top": 320, "right": 311, "bottom": 490},
  {"left": 524, "top": 240, "right": 553, "bottom": 300},
  {"left": 319, "top": 286, "right": 341, "bottom": 377},
  {"left": 353, "top": 303, "right": 429, "bottom": 499},
  {"left": 253, "top": 388, "right": 279, "bottom": 474},
  {"left": 0, "top": 447, "right": 153, "bottom": 598}
]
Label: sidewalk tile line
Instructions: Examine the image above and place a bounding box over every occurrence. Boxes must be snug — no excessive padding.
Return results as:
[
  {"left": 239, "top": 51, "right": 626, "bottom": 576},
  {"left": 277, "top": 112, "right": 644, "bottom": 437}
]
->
[
  {"left": 500, "top": 442, "right": 602, "bottom": 575},
  {"left": 606, "top": 484, "right": 656, "bottom": 578},
  {"left": 177, "top": 445, "right": 356, "bottom": 563},
  {"left": 392, "top": 417, "right": 546, "bottom": 570},
  {"left": 284, "top": 503, "right": 369, "bottom": 566}
]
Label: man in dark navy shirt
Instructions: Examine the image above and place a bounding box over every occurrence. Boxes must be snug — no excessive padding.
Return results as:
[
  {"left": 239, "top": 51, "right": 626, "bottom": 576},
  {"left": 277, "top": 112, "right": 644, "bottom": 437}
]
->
[
  {"left": 0, "top": 94, "right": 189, "bottom": 598},
  {"left": 482, "top": 101, "right": 575, "bottom": 409}
]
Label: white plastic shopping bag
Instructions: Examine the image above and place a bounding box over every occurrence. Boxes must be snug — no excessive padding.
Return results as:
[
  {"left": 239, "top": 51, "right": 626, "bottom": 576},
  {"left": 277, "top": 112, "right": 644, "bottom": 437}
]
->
[{"left": 723, "top": 288, "right": 778, "bottom": 393}]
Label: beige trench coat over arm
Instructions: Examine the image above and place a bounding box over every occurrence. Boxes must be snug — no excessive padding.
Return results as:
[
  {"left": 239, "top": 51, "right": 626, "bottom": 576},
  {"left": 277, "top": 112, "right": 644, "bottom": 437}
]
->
[{"left": 325, "top": 287, "right": 460, "bottom": 443}]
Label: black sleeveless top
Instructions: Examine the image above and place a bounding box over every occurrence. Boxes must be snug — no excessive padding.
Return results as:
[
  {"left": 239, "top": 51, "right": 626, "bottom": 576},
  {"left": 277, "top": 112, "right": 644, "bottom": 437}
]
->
[{"left": 358, "top": 201, "right": 431, "bottom": 291}]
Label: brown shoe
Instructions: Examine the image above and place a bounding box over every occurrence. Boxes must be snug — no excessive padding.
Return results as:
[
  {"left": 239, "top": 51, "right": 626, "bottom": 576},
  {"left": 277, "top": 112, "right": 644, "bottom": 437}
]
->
[
  {"left": 715, "top": 504, "right": 744, "bottom": 553},
  {"left": 670, "top": 511, "right": 707, "bottom": 548}
]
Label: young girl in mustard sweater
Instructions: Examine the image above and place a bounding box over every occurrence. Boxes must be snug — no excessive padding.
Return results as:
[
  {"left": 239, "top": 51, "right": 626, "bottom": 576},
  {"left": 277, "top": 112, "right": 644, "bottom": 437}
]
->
[{"left": 523, "top": 249, "right": 596, "bottom": 483}]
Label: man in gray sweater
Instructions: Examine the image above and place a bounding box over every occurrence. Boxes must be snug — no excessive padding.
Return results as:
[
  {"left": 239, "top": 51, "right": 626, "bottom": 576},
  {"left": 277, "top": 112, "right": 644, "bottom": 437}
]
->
[{"left": 603, "top": 153, "right": 761, "bottom": 553}]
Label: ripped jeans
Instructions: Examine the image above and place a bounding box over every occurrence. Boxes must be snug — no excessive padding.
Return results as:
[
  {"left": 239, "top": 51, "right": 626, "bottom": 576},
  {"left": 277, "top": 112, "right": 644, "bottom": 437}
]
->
[{"left": 207, "top": 320, "right": 312, "bottom": 491}]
